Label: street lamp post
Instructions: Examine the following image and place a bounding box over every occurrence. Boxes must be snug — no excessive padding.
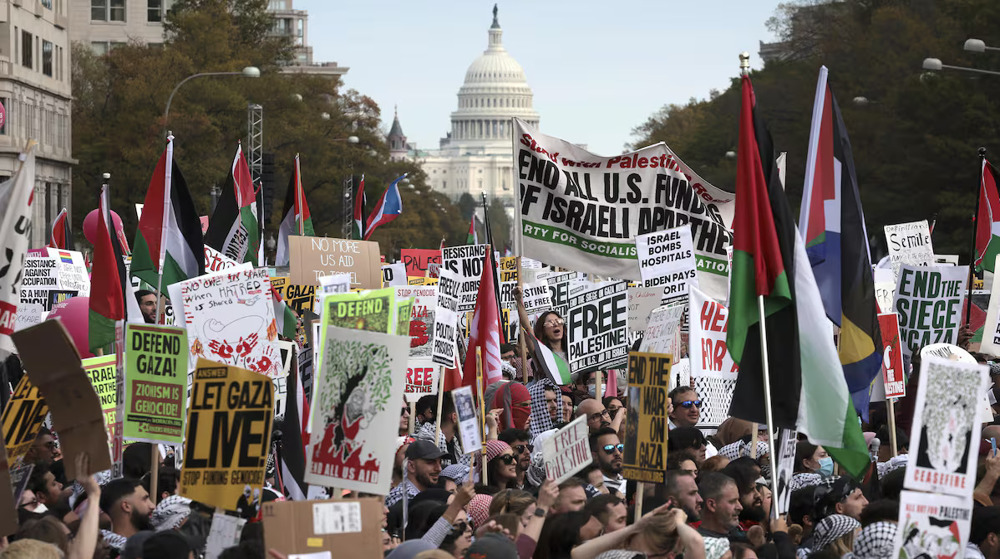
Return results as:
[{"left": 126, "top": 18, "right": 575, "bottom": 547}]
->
[
  {"left": 163, "top": 66, "right": 261, "bottom": 133},
  {"left": 922, "top": 57, "right": 1000, "bottom": 77}
]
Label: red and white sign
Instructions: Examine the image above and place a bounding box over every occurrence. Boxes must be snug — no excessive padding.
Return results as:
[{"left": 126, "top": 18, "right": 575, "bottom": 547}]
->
[
  {"left": 878, "top": 313, "right": 905, "bottom": 398},
  {"left": 689, "top": 286, "right": 738, "bottom": 377},
  {"left": 404, "top": 361, "right": 439, "bottom": 403}
]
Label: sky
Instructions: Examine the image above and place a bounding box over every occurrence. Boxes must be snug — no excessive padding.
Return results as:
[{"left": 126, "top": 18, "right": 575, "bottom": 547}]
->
[{"left": 298, "top": 1, "right": 783, "bottom": 156}]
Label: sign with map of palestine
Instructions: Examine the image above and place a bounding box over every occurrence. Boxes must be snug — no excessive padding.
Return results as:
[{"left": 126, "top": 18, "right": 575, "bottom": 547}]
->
[{"left": 512, "top": 119, "right": 735, "bottom": 301}]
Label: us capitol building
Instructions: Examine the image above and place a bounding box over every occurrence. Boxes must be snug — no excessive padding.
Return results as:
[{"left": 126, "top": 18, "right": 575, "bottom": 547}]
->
[{"left": 387, "top": 6, "right": 540, "bottom": 204}]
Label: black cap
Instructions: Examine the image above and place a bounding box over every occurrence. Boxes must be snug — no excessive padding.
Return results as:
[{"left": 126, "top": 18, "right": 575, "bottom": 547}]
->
[{"left": 405, "top": 439, "right": 448, "bottom": 461}]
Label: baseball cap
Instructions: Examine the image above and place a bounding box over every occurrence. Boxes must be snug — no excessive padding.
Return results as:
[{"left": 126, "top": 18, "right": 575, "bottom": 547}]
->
[{"left": 405, "top": 439, "right": 447, "bottom": 461}]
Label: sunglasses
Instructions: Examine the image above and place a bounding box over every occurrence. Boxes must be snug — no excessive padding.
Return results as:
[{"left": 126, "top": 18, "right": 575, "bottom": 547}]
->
[
  {"left": 449, "top": 520, "right": 469, "bottom": 536},
  {"left": 544, "top": 318, "right": 565, "bottom": 327},
  {"left": 496, "top": 454, "right": 517, "bottom": 465},
  {"left": 512, "top": 444, "right": 534, "bottom": 454},
  {"left": 602, "top": 444, "right": 624, "bottom": 455},
  {"left": 400, "top": 408, "right": 409, "bottom": 416},
  {"left": 676, "top": 400, "right": 702, "bottom": 409}
]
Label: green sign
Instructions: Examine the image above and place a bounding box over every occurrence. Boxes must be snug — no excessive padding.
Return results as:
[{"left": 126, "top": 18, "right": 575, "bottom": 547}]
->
[{"left": 123, "top": 323, "right": 188, "bottom": 445}]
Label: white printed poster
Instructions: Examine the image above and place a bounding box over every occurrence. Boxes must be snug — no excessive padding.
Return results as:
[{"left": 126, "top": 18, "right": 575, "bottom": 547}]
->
[
  {"left": 979, "top": 255, "right": 1000, "bottom": 356},
  {"left": 892, "top": 264, "right": 966, "bottom": 358},
  {"left": 903, "top": 356, "right": 987, "bottom": 498},
  {"left": 404, "top": 360, "right": 439, "bottom": 403},
  {"left": 381, "top": 262, "right": 407, "bottom": 287},
  {"left": 639, "top": 301, "right": 686, "bottom": 356},
  {"left": 176, "top": 265, "right": 282, "bottom": 378},
  {"left": 432, "top": 269, "right": 460, "bottom": 368},
  {"left": 635, "top": 226, "right": 699, "bottom": 302},
  {"left": 688, "top": 287, "right": 738, "bottom": 428},
  {"left": 567, "top": 281, "right": 629, "bottom": 375},
  {"left": 395, "top": 285, "right": 437, "bottom": 359},
  {"left": 513, "top": 119, "right": 733, "bottom": 301},
  {"left": 452, "top": 385, "right": 482, "bottom": 454},
  {"left": 44, "top": 248, "right": 90, "bottom": 296},
  {"left": 305, "top": 327, "right": 408, "bottom": 494},
  {"left": 892, "top": 490, "right": 972, "bottom": 559},
  {"left": 442, "top": 244, "right": 490, "bottom": 313},
  {"left": 884, "top": 220, "right": 934, "bottom": 280},
  {"left": 522, "top": 281, "right": 553, "bottom": 315}
]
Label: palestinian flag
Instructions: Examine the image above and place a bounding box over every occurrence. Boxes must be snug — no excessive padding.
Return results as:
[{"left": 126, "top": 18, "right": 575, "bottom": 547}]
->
[
  {"left": 270, "top": 284, "right": 297, "bottom": 339},
  {"left": 352, "top": 175, "right": 366, "bottom": 240},
  {"left": 89, "top": 186, "right": 144, "bottom": 351},
  {"left": 467, "top": 215, "right": 478, "bottom": 244},
  {"left": 727, "top": 74, "right": 869, "bottom": 478},
  {"left": 47, "top": 208, "right": 72, "bottom": 250},
  {"left": 975, "top": 158, "right": 1000, "bottom": 273},
  {"left": 131, "top": 137, "right": 205, "bottom": 288},
  {"left": 278, "top": 344, "right": 309, "bottom": 500},
  {"left": 276, "top": 154, "right": 314, "bottom": 266},
  {"left": 524, "top": 331, "right": 571, "bottom": 385},
  {"left": 205, "top": 144, "right": 260, "bottom": 264}
]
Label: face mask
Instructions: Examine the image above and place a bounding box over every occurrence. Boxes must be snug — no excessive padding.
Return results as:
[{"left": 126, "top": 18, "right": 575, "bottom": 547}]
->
[
  {"left": 587, "top": 385, "right": 596, "bottom": 398},
  {"left": 817, "top": 456, "right": 834, "bottom": 477}
]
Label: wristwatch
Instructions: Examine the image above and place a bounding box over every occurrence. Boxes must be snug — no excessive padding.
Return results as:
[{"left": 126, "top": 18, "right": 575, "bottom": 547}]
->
[{"left": 534, "top": 507, "right": 547, "bottom": 518}]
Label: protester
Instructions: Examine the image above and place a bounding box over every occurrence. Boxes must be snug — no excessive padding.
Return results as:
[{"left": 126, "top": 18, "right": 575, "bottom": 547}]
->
[
  {"left": 668, "top": 386, "right": 701, "bottom": 429},
  {"left": 560, "top": 391, "right": 575, "bottom": 427},
  {"left": 400, "top": 401, "right": 412, "bottom": 436},
  {"left": 577, "top": 398, "right": 612, "bottom": 434},
  {"left": 697, "top": 472, "right": 743, "bottom": 541},
  {"left": 386, "top": 440, "right": 446, "bottom": 507},
  {"left": 584, "top": 494, "right": 627, "bottom": 534},
  {"left": 99, "top": 478, "right": 154, "bottom": 553},
  {"left": 415, "top": 395, "right": 437, "bottom": 429},
  {"left": 498, "top": 428, "right": 535, "bottom": 490},
  {"left": 589, "top": 427, "right": 625, "bottom": 496},
  {"left": 135, "top": 289, "right": 157, "bottom": 323},
  {"left": 664, "top": 469, "right": 703, "bottom": 521},
  {"left": 486, "top": 440, "right": 520, "bottom": 491},
  {"left": 415, "top": 396, "right": 472, "bottom": 469},
  {"left": 552, "top": 479, "right": 588, "bottom": 514}
]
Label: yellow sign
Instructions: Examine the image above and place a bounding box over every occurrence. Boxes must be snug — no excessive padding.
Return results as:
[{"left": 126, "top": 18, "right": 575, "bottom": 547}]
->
[
  {"left": 622, "top": 352, "right": 672, "bottom": 484},
  {"left": 179, "top": 358, "right": 274, "bottom": 512},
  {"left": 1, "top": 375, "right": 49, "bottom": 465}
]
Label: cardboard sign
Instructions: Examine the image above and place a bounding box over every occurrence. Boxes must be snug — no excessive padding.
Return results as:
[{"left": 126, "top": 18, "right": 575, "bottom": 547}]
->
[
  {"left": 288, "top": 236, "right": 381, "bottom": 289},
  {"left": 432, "top": 268, "right": 461, "bottom": 368},
  {"left": 180, "top": 358, "right": 274, "bottom": 512},
  {"left": 83, "top": 355, "right": 119, "bottom": 458},
  {"left": 262, "top": 499, "right": 382, "bottom": 557},
  {"left": 884, "top": 220, "right": 934, "bottom": 280},
  {"left": 622, "top": 352, "right": 672, "bottom": 484},
  {"left": 903, "top": 356, "right": 987, "bottom": 498},
  {"left": 542, "top": 414, "right": 592, "bottom": 484},
  {"left": 123, "top": 324, "right": 188, "bottom": 444},
  {"left": 452, "top": 385, "right": 482, "bottom": 454},
  {"left": 892, "top": 264, "right": 966, "bottom": 357},
  {"left": 305, "top": 327, "right": 408, "bottom": 494},
  {"left": 873, "top": 266, "right": 895, "bottom": 314},
  {"left": 635, "top": 226, "right": 699, "bottom": 302},
  {"left": 627, "top": 286, "right": 661, "bottom": 336},
  {"left": 177, "top": 266, "right": 282, "bottom": 378},
  {"left": 401, "top": 249, "right": 442, "bottom": 278},
  {"left": 567, "top": 281, "right": 629, "bottom": 374},
  {"left": 891, "top": 490, "right": 972, "bottom": 558},
  {"left": 404, "top": 361, "right": 439, "bottom": 402},
  {"left": 442, "top": 244, "right": 490, "bottom": 312},
  {"left": 11, "top": 320, "right": 112, "bottom": 478},
  {"left": 773, "top": 429, "right": 797, "bottom": 516},
  {"left": 639, "top": 300, "right": 685, "bottom": 355},
  {"left": 45, "top": 248, "right": 90, "bottom": 295},
  {"left": 514, "top": 119, "right": 733, "bottom": 301},
  {"left": 381, "top": 262, "right": 407, "bottom": 287},
  {"left": 878, "top": 313, "right": 905, "bottom": 398},
  {"left": 1, "top": 375, "right": 48, "bottom": 466}
]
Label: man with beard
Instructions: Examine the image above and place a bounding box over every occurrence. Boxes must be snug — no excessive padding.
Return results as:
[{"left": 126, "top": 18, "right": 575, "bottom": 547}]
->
[
  {"left": 499, "top": 428, "right": 534, "bottom": 490},
  {"left": 590, "top": 427, "right": 625, "bottom": 495},
  {"left": 99, "top": 478, "right": 154, "bottom": 554},
  {"left": 697, "top": 472, "right": 743, "bottom": 542},
  {"left": 384, "top": 440, "right": 446, "bottom": 507},
  {"left": 577, "top": 398, "right": 612, "bottom": 434},
  {"left": 664, "top": 469, "right": 703, "bottom": 521},
  {"left": 724, "top": 458, "right": 767, "bottom": 529}
]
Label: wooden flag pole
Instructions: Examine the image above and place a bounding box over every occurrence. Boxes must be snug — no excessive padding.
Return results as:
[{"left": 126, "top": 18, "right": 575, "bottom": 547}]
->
[
  {"left": 750, "top": 423, "right": 759, "bottom": 460},
  {"left": 634, "top": 482, "right": 645, "bottom": 524},
  {"left": 477, "top": 347, "right": 487, "bottom": 483},
  {"left": 756, "top": 295, "right": 780, "bottom": 519},
  {"left": 409, "top": 400, "right": 417, "bottom": 435},
  {"left": 966, "top": 147, "right": 988, "bottom": 326},
  {"left": 887, "top": 398, "right": 899, "bottom": 457},
  {"left": 516, "top": 256, "right": 529, "bottom": 383},
  {"left": 434, "top": 365, "right": 447, "bottom": 445}
]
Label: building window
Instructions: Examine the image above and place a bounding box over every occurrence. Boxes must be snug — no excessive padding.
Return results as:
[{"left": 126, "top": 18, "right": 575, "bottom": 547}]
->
[
  {"left": 41, "top": 0, "right": 52, "bottom": 8},
  {"left": 442, "top": 180, "right": 447, "bottom": 189},
  {"left": 92, "top": 0, "right": 125, "bottom": 21},
  {"left": 21, "top": 31, "right": 32, "bottom": 69},
  {"left": 0, "top": 97, "right": 8, "bottom": 135},
  {"left": 42, "top": 41, "right": 53, "bottom": 77},
  {"left": 148, "top": 0, "right": 162, "bottom": 22}
]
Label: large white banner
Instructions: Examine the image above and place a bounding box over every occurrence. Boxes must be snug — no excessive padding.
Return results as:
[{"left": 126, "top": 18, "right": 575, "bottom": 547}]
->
[{"left": 513, "top": 119, "right": 734, "bottom": 301}]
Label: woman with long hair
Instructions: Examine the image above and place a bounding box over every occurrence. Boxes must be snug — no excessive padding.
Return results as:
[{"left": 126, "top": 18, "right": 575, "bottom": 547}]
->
[{"left": 485, "top": 440, "right": 519, "bottom": 491}]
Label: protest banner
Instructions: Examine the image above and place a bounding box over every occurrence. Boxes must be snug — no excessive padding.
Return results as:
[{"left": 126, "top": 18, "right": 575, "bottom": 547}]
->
[
  {"left": 688, "top": 287, "right": 738, "bottom": 428},
  {"left": 873, "top": 266, "right": 895, "bottom": 313},
  {"left": 396, "top": 285, "right": 437, "bottom": 358},
  {"left": 638, "top": 300, "right": 686, "bottom": 356},
  {"left": 262, "top": 499, "right": 382, "bottom": 557},
  {"left": 892, "top": 264, "right": 966, "bottom": 357},
  {"left": 774, "top": 429, "right": 797, "bottom": 516},
  {"left": 627, "top": 286, "right": 661, "bottom": 336},
  {"left": 177, "top": 266, "right": 282, "bottom": 378},
  {"left": 635, "top": 226, "right": 699, "bottom": 302},
  {"left": 205, "top": 513, "right": 247, "bottom": 559},
  {"left": 884, "top": 220, "right": 934, "bottom": 280},
  {"left": 19, "top": 255, "right": 60, "bottom": 310},
  {"left": 452, "top": 385, "right": 482, "bottom": 454},
  {"left": 180, "top": 358, "right": 274, "bottom": 512},
  {"left": 523, "top": 280, "right": 553, "bottom": 315},
  {"left": 404, "top": 361, "right": 439, "bottom": 403},
  {"left": 980, "top": 255, "right": 1000, "bottom": 356},
  {"left": 513, "top": 119, "right": 734, "bottom": 300},
  {"left": 903, "top": 355, "right": 987, "bottom": 497},
  {"left": 83, "top": 355, "right": 118, "bottom": 456},
  {"left": 432, "top": 268, "right": 461, "bottom": 367},
  {"left": 408, "top": 276, "right": 439, "bottom": 286},
  {"left": 272, "top": 281, "right": 315, "bottom": 315},
  {"left": 204, "top": 245, "right": 241, "bottom": 273},
  {"left": 318, "top": 287, "right": 399, "bottom": 335},
  {"left": 567, "top": 281, "right": 629, "bottom": 374},
  {"left": 12, "top": 320, "right": 112, "bottom": 478},
  {"left": 622, "top": 352, "right": 672, "bottom": 484},
  {"left": 401, "top": 248, "right": 442, "bottom": 278},
  {"left": 123, "top": 324, "right": 188, "bottom": 444},
  {"left": 1, "top": 375, "right": 48, "bottom": 466},
  {"left": 381, "top": 262, "right": 407, "bottom": 287},
  {"left": 546, "top": 271, "right": 579, "bottom": 318},
  {"left": 442, "top": 244, "right": 490, "bottom": 312},
  {"left": 305, "top": 326, "right": 408, "bottom": 493},
  {"left": 287, "top": 236, "right": 381, "bottom": 288},
  {"left": 878, "top": 313, "right": 905, "bottom": 398},
  {"left": 542, "top": 415, "right": 592, "bottom": 484},
  {"left": 891, "top": 490, "right": 972, "bottom": 558},
  {"left": 45, "top": 248, "right": 90, "bottom": 295}
]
